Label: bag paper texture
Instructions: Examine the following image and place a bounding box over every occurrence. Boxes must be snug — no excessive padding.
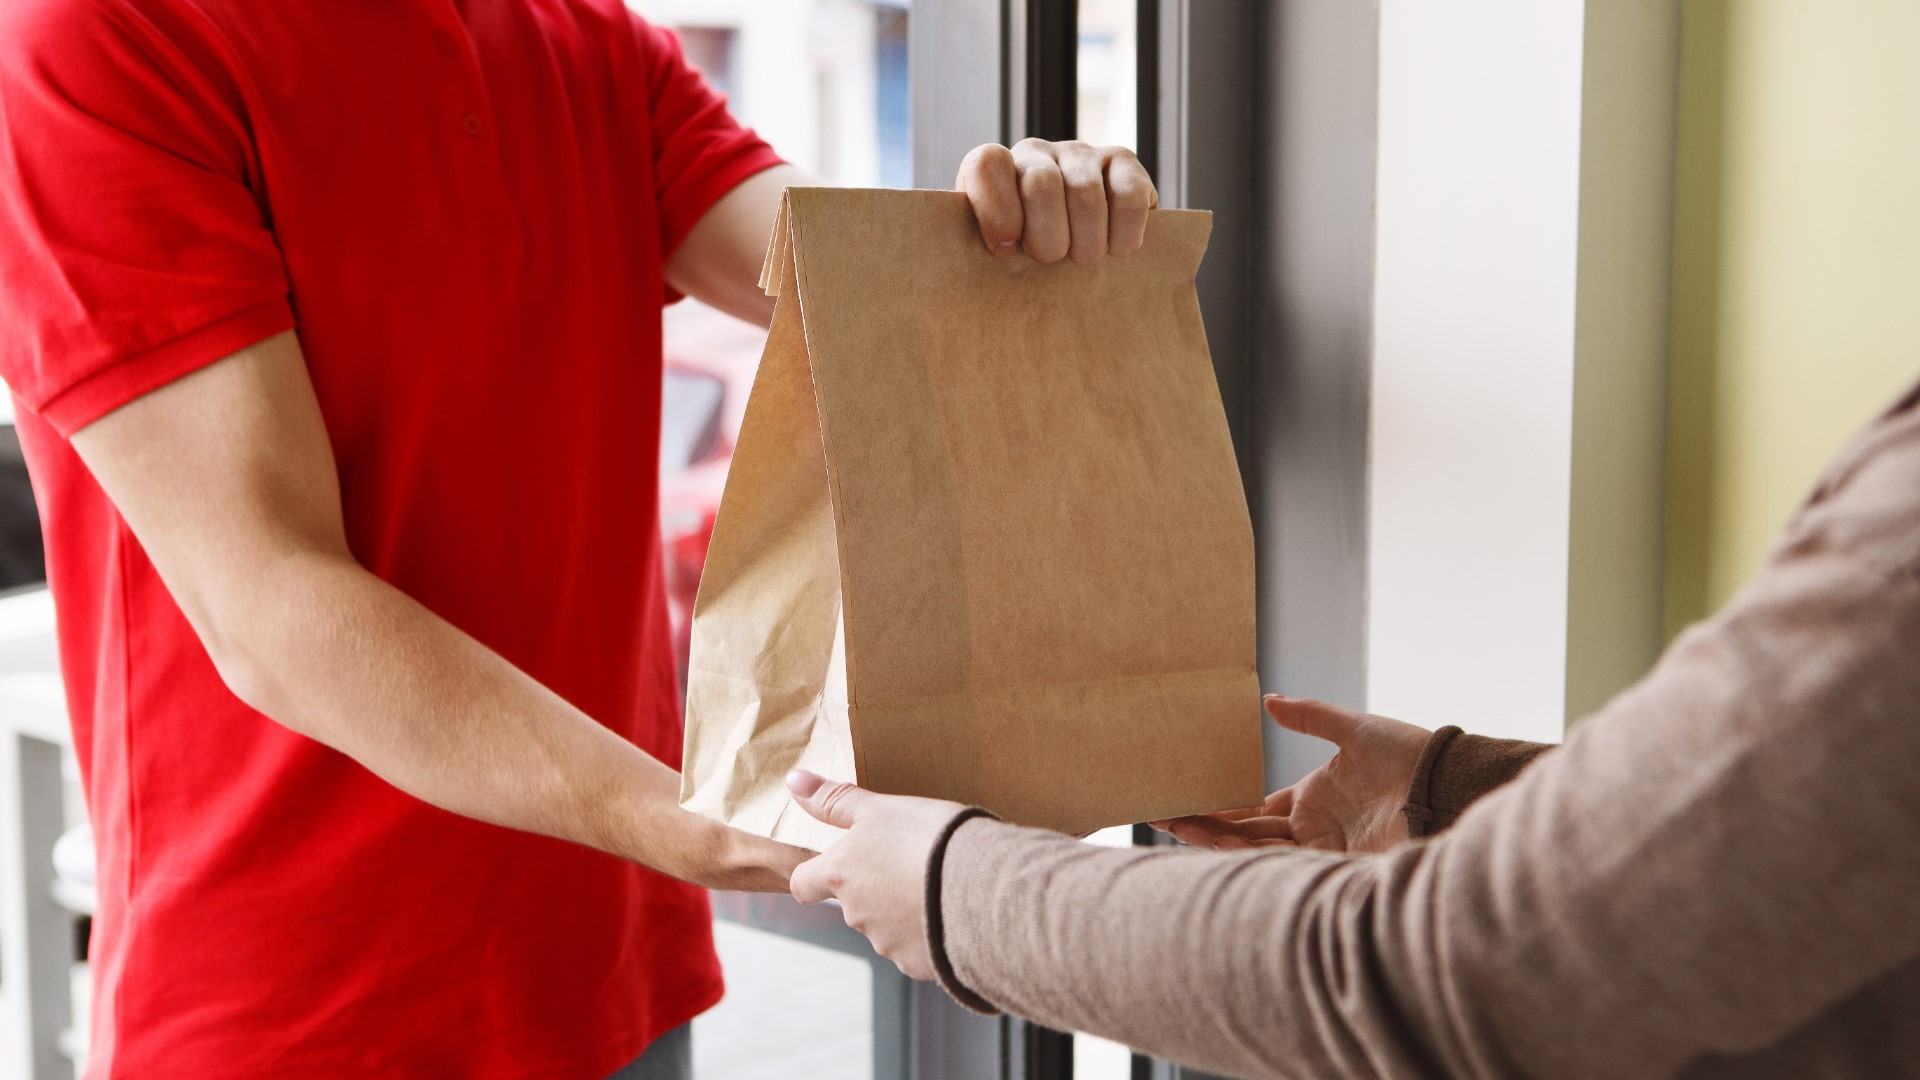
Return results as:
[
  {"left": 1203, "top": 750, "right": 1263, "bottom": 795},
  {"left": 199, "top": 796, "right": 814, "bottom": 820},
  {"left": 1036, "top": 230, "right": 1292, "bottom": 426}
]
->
[{"left": 680, "top": 187, "right": 1263, "bottom": 849}]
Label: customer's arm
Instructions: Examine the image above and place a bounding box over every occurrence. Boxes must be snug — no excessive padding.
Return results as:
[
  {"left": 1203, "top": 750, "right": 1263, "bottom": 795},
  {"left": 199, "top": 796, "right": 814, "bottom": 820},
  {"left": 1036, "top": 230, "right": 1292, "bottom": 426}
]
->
[
  {"left": 69, "top": 331, "right": 806, "bottom": 890},
  {"left": 795, "top": 400, "right": 1920, "bottom": 1079},
  {"left": 933, "top": 410, "right": 1920, "bottom": 1079}
]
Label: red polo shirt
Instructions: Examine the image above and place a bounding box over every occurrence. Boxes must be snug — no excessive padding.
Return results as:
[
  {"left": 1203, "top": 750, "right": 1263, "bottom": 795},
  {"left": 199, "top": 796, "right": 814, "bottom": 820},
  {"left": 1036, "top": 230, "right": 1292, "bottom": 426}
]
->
[{"left": 0, "top": 1, "right": 781, "bottom": 1075}]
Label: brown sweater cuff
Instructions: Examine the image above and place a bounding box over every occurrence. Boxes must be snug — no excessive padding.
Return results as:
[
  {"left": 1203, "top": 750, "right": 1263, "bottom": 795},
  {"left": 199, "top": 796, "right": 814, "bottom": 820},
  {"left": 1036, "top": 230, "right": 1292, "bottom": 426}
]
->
[
  {"left": 1402, "top": 726, "right": 1556, "bottom": 838},
  {"left": 924, "top": 807, "right": 1001, "bottom": 1014}
]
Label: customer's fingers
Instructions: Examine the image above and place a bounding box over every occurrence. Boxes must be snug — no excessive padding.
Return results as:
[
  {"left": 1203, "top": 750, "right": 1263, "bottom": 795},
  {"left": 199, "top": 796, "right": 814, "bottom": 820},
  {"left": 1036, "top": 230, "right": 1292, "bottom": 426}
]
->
[
  {"left": 1263, "top": 787, "right": 1296, "bottom": 819},
  {"left": 1012, "top": 139, "right": 1070, "bottom": 264},
  {"left": 1214, "top": 835, "right": 1296, "bottom": 852},
  {"left": 1265, "top": 694, "right": 1363, "bottom": 745},
  {"left": 957, "top": 144, "right": 1023, "bottom": 255},
  {"left": 1224, "top": 815, "right": 1293, "bottom": 842},
  {"left": 1165, "top": 817, "right": 1230, "bottom": 848},
  {"left": 1153, "top": 806, "right": 1258, "bottom": 839},
  {"left": 1197, "top": 806, "right": 1267, "bottom": 823}
]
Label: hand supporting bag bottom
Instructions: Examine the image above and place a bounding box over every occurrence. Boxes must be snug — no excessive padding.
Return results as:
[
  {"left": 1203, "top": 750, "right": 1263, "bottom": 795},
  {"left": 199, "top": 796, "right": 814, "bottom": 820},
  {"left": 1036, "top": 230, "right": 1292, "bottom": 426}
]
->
[{"left": 681, "top": 188, "right": 1263, "bottom": 849}]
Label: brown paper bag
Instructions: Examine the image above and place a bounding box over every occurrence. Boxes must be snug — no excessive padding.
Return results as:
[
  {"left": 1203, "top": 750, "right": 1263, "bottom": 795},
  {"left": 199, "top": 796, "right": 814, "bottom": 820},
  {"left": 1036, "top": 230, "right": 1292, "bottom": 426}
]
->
[{"left": 679, "top": 187, "right": 1263, "bottom": 849}]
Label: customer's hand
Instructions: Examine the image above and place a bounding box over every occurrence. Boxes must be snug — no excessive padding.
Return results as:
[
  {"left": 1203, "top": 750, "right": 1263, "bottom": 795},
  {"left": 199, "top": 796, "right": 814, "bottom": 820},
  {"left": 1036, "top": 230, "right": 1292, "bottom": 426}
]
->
[
  {"left": 1156, "top": 696, "right": 1431, "bottom": 854},
  {"left": 957, "top": 139, "right": 1158, "bottom": 264},
  {"left": 784, "top": 770, "right": 966, "bottom": 979}
]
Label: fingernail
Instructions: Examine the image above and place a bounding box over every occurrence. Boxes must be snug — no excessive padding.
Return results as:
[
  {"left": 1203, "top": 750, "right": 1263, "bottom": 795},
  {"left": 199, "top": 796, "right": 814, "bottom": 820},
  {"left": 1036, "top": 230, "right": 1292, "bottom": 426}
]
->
[
  {"left": 994, "top": 239, "right": 1017, "bottom": 255},
  {"left": 786, "top": 769, "right": 825, "bottom": 797}
]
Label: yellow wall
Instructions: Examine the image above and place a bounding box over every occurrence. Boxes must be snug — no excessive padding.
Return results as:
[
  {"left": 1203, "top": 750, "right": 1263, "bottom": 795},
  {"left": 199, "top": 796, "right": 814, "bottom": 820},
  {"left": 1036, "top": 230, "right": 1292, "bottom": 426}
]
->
[{"left": 1665, "top": 0, "right": 1920, "bottom": 635}]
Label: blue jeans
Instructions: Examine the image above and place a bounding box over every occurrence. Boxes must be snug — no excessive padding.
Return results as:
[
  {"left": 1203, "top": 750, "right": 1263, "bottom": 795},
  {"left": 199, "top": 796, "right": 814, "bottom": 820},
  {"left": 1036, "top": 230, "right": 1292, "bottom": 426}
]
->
[{"left": 603, "top": 1024, "right": 691, "bottom": 1080}]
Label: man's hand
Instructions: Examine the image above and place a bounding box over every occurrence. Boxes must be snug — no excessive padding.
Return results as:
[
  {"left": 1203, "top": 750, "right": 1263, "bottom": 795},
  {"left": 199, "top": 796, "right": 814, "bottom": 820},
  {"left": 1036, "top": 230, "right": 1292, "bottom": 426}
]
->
[
  {"left": 1156, "top": 696, "right": 1432, "bottom": 854},
  {"left": 785, "top": 770, "right": 965, "bottom": 980},
  {"left": 671, "top": 140, "right": 1155, "bottom": 323},
  {"left": 957, "top": 139, "right": 1158, "bottom": 264}
]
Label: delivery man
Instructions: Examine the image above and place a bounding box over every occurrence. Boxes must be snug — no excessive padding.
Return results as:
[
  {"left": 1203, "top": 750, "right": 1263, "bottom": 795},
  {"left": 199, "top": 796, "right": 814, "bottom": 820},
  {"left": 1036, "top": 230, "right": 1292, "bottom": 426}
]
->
[{"left": 0, "top": 0, "right": 1152, "bottom": 1075}]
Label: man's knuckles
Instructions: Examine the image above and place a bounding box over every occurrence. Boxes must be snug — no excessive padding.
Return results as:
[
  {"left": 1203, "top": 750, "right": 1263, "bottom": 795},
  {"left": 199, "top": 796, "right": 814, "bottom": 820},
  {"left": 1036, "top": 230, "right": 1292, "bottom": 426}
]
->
[
  {"left": 1016, "top": 159, "right": 1067, "bottom": 204},
  {"left": 1011, "top": 136, "right": 1061, "bottom": 158},
  {"left": 960, "top": 142, "right": 1016, "bottom": 176}
]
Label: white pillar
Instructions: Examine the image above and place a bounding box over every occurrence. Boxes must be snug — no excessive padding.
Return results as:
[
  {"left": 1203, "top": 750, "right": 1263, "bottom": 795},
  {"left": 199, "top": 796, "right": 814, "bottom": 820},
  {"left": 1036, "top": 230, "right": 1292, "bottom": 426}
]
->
[{"left": 1366, "top": 0, "right": 1679, "bottom": 742}]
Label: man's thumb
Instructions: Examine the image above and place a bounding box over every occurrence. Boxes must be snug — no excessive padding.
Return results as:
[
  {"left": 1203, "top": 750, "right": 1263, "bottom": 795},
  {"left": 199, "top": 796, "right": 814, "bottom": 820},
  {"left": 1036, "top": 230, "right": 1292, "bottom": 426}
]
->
[{"left": 786, "top": 769, "right": 869, "bottom": 828}]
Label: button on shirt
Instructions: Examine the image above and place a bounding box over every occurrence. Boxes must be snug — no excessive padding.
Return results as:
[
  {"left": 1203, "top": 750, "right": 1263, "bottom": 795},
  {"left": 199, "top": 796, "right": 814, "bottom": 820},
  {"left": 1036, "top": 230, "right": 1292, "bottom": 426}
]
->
[{"left": 0, "top": 0, "right": 782, "bottom": 1076}]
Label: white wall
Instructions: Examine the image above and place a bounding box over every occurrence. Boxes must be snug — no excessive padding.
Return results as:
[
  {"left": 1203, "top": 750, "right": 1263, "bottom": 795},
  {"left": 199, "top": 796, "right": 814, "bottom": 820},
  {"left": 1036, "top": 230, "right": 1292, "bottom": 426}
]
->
[{"left": 1366, "top": 0, "right": 1677, "bottom": 742}]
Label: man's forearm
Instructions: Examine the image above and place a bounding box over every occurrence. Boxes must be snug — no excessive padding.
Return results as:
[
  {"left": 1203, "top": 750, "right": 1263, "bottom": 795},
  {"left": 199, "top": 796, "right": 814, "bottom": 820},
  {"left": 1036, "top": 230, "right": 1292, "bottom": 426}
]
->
[
  {"left": 216, "top": 550, "right": 786, "bottom": 890},
  {"left": 666, "top": 164, "right": 819, "bottom": 326}
]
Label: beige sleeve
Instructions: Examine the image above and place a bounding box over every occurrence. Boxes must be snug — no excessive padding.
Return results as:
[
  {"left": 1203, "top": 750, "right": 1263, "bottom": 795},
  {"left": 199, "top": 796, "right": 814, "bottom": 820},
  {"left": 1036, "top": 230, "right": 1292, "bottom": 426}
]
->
[{"left": 930, "top": 396, "right": 1920, "bottom": 1080}]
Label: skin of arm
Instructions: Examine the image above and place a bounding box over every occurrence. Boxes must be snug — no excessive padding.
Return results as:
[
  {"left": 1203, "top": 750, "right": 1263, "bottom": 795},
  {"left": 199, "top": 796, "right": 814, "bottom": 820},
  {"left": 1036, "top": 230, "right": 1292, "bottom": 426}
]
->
[
  {"left": 665, "top": 163, "right": 807, "bottom": 327},
  {"left": 71, "top": 330, "right": 808, "bottom": 889}
]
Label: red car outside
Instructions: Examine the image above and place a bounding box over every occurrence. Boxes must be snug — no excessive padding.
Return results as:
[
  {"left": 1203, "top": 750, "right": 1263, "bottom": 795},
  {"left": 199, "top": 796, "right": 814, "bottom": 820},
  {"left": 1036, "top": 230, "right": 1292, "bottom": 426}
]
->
[{"left": 658, "top": 306, "right": 766, "bottom": 684}]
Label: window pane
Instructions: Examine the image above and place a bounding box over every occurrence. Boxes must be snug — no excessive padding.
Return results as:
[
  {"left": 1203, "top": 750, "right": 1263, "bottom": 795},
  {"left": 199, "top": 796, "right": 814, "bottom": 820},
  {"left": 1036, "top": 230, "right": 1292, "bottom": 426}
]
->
[
  {"left": 1078, "top": 0, "right": 1138, "bottom": 150},
  {"left": 629, "top": 0, "right": 910, "bottom": 186},
  {"left": 1075, "top": 1035, "right": 1135, "bottom": 1080},
  {"left": 660, "top": 368, "right": 725, "bottom": 474},
  {"left": 674, "top": 27, "right": 739, "bottom": 98}
]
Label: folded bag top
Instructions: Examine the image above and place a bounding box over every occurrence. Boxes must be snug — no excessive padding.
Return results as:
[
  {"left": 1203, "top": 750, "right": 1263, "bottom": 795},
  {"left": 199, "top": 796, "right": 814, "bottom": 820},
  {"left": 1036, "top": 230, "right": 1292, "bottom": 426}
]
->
[{"left": 681, "top": 187, "right": 1262, "bottom": 849}]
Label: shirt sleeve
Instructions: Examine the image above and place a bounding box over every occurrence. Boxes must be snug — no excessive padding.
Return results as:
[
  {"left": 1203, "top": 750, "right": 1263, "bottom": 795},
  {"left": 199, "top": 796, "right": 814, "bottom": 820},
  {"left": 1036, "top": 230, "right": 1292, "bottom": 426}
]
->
[
  {"left": 629, "top": 17, "right": 785, "bottom": 263},
  {"left": 0, "top": 0, "right": 295, "bottom": 437},
  {"left": 1401, "top": 727, "right": 1555, "bottom": 838},
  {"left": 930, "top": 392, "right": 1920, "bottom": 1079}
]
